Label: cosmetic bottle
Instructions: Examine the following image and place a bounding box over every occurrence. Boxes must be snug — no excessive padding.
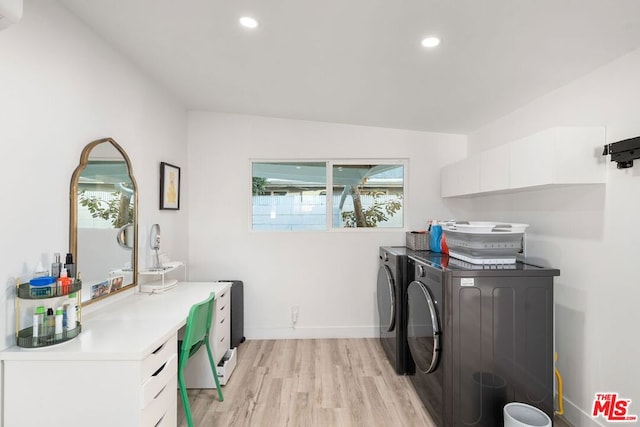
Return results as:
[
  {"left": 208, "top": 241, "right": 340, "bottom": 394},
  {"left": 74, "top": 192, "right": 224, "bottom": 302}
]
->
[
  {"left": 64, "top": 253, "right": 76, "bottom": 279},
  {"left": 55, "top": 307, "right": 64, "bottom": 336},
  {"left": 46, "top": 307, "right": 55, "bottom": 336},
  {"left": 51, "top": 252, "right": 62, "bottom": 278},
  {"left": 34, "top": 261, "right": 48, "bottom": 278},
  {"left": 57, "top": 268, "right": 72, "bottom": 295},
  {"left": 62, "top": 303, "right": 68, "bottom": 330},
  {"left": 33, "top": 306, "right": 45, "bottom": 345},
  {"left": 66, "top": 294, "right": 77, "bottom": 332}
]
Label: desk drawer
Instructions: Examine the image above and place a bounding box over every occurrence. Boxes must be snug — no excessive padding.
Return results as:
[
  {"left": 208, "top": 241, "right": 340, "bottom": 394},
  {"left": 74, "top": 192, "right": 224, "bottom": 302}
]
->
[
  {"left": 214, "top": 310, "right": 228, "bottom": 334},
  {"left": 216, "top": 288, "right": 230, "bottom": 317},
  {"left": 142, "top": 335, "right": 177, "bottom": 381},
  {"left": 141, "top": 372, "right": 177, "bottom": 427},
  {"left": 141, "top": 354, "right": 177, "bottom": 409},
  {"left": 214, "top": 332, "right": 229, "bottom": 364}
]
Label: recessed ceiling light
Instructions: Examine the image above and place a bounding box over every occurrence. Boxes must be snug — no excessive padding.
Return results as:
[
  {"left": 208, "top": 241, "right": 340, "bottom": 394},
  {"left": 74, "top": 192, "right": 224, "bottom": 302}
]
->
[
  {"left": 421, "top": 37, "right": 441, "bottom": 48},
  {"left": 239, "top": 16, "right": 259, "bottom": 29}
]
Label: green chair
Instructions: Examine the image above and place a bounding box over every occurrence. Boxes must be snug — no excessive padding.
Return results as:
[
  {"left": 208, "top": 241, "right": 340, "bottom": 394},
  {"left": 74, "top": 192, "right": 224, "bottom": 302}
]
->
[{"left": 178, "top": 292, "right": 224, "bottom": 427}]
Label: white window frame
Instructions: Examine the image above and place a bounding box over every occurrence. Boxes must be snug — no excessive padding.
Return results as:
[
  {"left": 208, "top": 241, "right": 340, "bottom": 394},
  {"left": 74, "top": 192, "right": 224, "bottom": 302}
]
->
[{"left": 250, "top": 158, "right": 407, "bottom": 232}]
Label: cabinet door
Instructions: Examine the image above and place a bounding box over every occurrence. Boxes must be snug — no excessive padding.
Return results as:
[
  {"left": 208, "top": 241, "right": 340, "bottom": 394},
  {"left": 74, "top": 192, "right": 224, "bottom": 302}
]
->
[
  {"left": 3, "top": 360, "right": 142, "bottom": 427},
  {"left": 509, "top": 131, "right": 554, "bottom": 189},
  {"left": 509, "top": 126, "right": 606, "bottom": 189},
  {"left": 441, "top": 155, "right": 480, "bottom": 197},
  {"left": 480, "top": 144, "right": 510, "bottom": 192},
  {"left": 451, "top": 276, "right": 554, "bottom": 425}
]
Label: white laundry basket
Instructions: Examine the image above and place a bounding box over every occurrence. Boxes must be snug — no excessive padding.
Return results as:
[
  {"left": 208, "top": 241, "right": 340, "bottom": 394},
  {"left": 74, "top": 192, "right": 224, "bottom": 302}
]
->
[{"left": 503, "top": 402, "right": 551, "bottom": 427}]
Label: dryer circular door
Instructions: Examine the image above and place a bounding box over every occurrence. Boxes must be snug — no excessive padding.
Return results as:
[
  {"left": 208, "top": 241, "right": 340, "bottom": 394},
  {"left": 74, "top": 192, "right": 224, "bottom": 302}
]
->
[
  {"left": 377, "top": 264, "right": 395, "bottom": 332},
  {"left": 407, "top": 280, "right": 441, "bottom": 373}
]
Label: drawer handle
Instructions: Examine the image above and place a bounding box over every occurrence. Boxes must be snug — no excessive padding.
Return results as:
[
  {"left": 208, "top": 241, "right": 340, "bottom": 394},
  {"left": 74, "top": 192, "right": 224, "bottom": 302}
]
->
[
  {"left": 219, "top": 317, "right": 225, "bottom": 324},
  {"left": 152, "top": 342, "right": 166, "bottom": 355},
  {"left": 219, "top": 304, "right": 226, "bottom": 311},
  {"left": 154, "top": 412, "right": 167, "bottom": 427},
  {"left": 219, "top": 336, "right": 226, "bottom": 343},
  {"left": 152, "top": 361, "right": 168, "bottom": 377},
  {"left": 154, "top": 384, "right": 167, "bottom": 400},
  {"left": 219, "top": 292, "right": 227, "bottom": 298}
]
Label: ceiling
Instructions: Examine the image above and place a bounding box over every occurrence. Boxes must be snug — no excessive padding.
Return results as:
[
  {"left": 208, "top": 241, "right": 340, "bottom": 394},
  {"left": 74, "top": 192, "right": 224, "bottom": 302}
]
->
[{"left": 58, "top": 0, "right": 640, "bottom": 134}]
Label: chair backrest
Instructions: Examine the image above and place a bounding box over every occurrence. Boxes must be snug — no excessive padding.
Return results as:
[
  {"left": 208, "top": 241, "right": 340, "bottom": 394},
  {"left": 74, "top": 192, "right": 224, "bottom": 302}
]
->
[{"left": 181, "top": 292, "right": 215, "bottom": 360}]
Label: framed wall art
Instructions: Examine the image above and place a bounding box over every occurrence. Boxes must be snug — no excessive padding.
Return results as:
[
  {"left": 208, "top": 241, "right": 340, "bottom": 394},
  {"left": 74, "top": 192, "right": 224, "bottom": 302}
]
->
[{"left": 160, "top": 161, "right": 181, "bottom": 210}]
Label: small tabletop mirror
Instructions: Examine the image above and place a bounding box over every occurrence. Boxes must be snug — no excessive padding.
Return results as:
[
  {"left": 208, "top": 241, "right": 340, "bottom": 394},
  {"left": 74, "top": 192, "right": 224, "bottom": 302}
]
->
[{"left": 150, "top": 223, "right": 162, "bottom": 269}]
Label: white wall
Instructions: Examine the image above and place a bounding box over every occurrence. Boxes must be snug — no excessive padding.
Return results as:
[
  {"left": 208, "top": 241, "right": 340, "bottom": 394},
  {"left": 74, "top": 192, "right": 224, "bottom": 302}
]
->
[
  {"left": 187, "top": 112, "right": 466, "bottom": 338},
  {"left": 0, "top": 0, "right": 188, "bottom": 353},
  {"left": 451, "top": 49, "right": 640, "bottom": 427}
]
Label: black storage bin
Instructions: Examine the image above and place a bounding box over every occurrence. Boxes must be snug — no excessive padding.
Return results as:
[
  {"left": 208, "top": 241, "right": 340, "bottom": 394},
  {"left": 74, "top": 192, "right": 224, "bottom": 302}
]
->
[{"left": 220, "top": 280, "right": 245, "bottom": 347}]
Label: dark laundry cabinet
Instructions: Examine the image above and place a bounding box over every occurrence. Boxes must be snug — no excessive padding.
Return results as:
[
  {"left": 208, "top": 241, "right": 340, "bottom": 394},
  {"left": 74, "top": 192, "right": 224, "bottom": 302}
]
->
[{"left": 407, "top": 253, "right": 559, "bottom": 426}]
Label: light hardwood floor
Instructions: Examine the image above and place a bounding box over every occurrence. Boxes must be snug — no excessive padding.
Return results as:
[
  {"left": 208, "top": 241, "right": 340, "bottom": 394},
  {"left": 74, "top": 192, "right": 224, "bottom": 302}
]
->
[
  {"left": 178, "top": 339, "right": 433, "bottom": 426},
  {"left": 178, "top": 338, "right": 572, "bottom": 427}
]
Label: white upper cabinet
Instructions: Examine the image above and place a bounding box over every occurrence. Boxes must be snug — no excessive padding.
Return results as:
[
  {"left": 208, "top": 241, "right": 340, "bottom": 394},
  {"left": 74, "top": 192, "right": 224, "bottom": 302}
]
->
[
  {"left": 510, "top": 127, "right": 606, "bottom": 189},
  {"left": 441, "top": 126, "right": 606, "bottom": 197},
  {"left": 441, "top": 154, "right": 481, "bottom": 197},
  {"left": 480, "top": 144, "right": 510, "bottom": 192}
]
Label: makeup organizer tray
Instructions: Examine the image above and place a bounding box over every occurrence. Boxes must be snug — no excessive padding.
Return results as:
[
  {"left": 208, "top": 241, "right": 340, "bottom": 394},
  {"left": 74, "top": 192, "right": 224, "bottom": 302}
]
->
[{"left": 15, "top": 279, "right": 82, "bottom": 348}]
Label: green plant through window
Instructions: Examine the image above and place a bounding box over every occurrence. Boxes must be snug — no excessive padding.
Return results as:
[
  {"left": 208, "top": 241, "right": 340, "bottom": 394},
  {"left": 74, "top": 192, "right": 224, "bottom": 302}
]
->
[
  {"left": 341, "top": 191, "right": 403, "bottom": 228},
  {"left": 78, "top": 189, "right": 134, "bottom": 228},
  {"left": 252, "top": 177, "right": 268, "bottom": 195}
]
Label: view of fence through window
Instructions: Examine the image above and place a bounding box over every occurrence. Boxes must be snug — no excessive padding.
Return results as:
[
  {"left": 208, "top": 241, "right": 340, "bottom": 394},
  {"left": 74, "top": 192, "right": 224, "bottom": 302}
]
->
[{"left": 252, "top": 161, "right": 404, "bottom": 230}]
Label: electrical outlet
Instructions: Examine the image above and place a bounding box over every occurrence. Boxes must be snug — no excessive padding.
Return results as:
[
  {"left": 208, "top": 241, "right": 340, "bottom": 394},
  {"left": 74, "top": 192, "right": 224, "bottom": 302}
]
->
[{"left": 291, "top": 305, "right": 300, "bottom": 325}]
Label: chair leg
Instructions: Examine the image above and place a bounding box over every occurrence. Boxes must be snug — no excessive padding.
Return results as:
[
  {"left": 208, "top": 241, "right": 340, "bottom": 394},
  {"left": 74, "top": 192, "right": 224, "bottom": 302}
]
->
[
  {"left": 178, "top": 367, "right": 194, "bottom": 427},
  {"left": 205, "top": 340, "right": 224, "bottom": 402}
]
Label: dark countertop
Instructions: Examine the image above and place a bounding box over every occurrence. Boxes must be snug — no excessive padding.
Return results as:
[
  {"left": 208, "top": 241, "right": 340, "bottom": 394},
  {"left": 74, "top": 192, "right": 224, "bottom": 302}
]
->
[{"left": 380, "top": 246, "right": 560, "bottom": 277}]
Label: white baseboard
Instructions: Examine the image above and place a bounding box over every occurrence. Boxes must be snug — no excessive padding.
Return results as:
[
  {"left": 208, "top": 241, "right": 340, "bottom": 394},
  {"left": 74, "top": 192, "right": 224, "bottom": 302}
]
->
[
  {"left": 560, "top": 395, "right": 606, "bottom": 427},
  {"left": 245, "top": 325, "right": 378, "bottom": 340}
]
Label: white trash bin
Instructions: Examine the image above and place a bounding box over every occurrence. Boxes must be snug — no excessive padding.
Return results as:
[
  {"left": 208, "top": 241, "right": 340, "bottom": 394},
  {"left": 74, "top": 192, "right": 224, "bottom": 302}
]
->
[{"left": 503, "top": 402, "right": 551, "bottom": 427}]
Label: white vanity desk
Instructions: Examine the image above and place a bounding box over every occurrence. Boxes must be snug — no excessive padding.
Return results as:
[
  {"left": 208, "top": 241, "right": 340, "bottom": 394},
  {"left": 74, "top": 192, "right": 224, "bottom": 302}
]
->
[{"left": 0, "top": 281, "right": 231, "bottom": 427}]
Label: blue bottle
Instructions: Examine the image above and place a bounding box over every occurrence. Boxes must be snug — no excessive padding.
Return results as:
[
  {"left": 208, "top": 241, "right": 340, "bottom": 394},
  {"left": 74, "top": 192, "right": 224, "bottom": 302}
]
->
[{"left": 429, "top": 224, "right": 443, "bottom": 253}]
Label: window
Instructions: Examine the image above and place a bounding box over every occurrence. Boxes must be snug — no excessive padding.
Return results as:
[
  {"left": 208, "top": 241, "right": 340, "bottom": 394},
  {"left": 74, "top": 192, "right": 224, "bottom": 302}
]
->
[
  {"left": 252, "top": 162, "right": 327, "bottom": 231},
  {"left": 252, "top": 161, "right": 405, "bottom": 230},
  {"left": 332, "top": 164, "right": 404, "bottom": 228}
]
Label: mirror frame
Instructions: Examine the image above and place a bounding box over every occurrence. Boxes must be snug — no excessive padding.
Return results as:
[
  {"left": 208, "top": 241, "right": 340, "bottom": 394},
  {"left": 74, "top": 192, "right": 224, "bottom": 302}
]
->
[{"left": 69, "top": 137, "right": 139, "bottom": 305}]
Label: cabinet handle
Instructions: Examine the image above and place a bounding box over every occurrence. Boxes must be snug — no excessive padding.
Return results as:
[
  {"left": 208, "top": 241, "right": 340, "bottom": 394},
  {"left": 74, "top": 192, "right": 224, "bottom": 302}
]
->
[
  {"left": 154, "top": 384, "right": 167, "bottom": 400},
  {"left": 152, "top": 361, "right": 167, "bottom": 377}
]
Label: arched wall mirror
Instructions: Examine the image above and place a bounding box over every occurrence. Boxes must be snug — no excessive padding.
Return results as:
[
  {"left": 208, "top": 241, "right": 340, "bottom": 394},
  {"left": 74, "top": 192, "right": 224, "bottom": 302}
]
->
[{"left": 69, "top": 137, "right": 138, "bottom": 305}]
